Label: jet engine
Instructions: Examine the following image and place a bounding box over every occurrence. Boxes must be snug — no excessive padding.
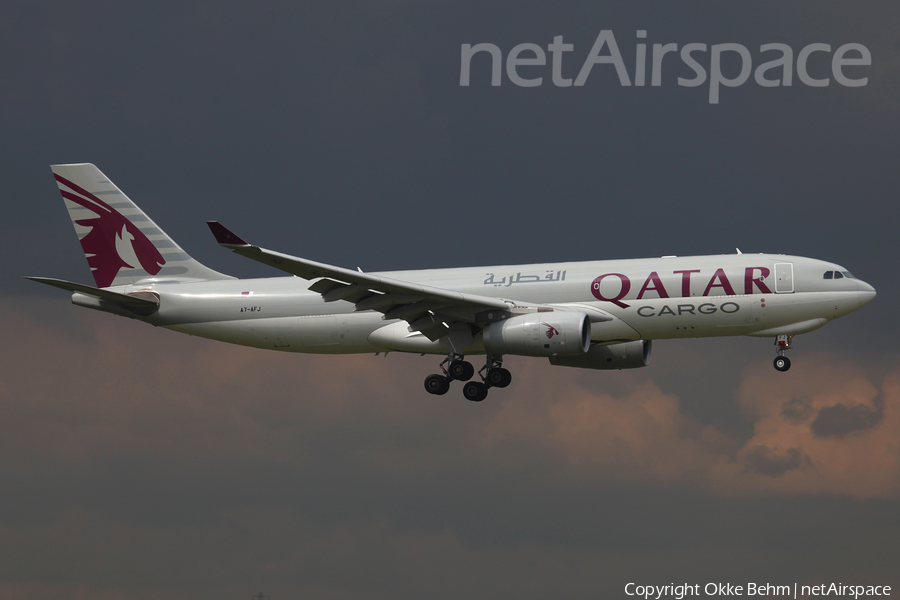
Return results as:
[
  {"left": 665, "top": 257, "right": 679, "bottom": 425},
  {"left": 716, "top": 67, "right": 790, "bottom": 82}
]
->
[
  {"left": 549, "top": 340, "right": 652, "bottom": 370},
  {"left": 483, "top": 312, "right": 590, "bottom": 357}
]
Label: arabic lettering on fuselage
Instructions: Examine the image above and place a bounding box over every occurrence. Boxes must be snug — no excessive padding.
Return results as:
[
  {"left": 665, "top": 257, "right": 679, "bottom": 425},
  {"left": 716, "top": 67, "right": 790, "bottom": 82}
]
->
[{"left": 483, "top": 270, "right": 567, "bottom": 287}]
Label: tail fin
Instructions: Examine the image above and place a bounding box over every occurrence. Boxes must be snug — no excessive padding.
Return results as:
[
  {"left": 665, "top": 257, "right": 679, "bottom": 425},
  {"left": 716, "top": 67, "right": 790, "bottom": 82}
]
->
[{"left": 51, "top": 163, "right": 232, "bottom": 287}]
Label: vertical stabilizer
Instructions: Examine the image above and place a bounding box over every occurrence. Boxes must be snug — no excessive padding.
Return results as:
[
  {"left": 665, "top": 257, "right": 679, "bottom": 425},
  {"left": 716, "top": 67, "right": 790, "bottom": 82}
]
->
[{"left": 51, "top": 163, "right": 232, "bottom": 287}]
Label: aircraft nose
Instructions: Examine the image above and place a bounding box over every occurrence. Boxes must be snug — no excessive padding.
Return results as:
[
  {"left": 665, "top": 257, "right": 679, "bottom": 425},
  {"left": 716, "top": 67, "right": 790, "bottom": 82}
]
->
[{"left": 857, "top": 280, "right": 876, "bottom": 306}]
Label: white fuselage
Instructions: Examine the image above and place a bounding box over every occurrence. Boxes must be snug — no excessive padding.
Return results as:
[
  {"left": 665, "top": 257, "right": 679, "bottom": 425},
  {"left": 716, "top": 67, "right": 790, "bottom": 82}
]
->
[{"left": 78, "top": 253, "right": 875, "bottom": 356}]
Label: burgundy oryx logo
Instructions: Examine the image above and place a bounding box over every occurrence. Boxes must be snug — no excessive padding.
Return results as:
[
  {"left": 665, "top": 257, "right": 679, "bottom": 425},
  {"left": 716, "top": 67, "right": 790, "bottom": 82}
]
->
[
  {"left": 56, "top": 174, "right": 165, "bottom": 288},
  {"left": 545, "top": 324, "right": 560, "bottom": 339}
]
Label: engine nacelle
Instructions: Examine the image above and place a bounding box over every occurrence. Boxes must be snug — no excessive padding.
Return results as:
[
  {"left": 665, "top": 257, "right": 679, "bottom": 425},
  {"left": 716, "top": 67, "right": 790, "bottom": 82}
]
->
[
  {"left": 483, "top": 312, "right": 590, "bottom": 358},
  {"left": 549, "top": 340, "right": 652, "bottom": 370}
]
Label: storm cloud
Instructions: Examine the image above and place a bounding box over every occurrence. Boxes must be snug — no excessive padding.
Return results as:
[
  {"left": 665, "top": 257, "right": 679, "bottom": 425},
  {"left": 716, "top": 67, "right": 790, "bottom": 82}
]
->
[
  {"left": 741, "top": 445, "right": 812, "bottom": 477},
  {"left": 811, "top": 396, "right": 885, "bottom": 437},
  {"left": 2, "top": 302, "right": 899, "bottom": 597}
]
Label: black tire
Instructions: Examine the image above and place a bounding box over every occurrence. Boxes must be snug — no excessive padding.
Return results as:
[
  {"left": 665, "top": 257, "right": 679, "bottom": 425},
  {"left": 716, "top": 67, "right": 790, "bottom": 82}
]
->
[
  {"left": 486, "top": 367, "right": 512, "bottom": 388},
  {"left": 462, "top": 381, "right": 488, "bottom": 402},
  {"left": 773, "top": 356, "right": 791, "bottom": 372},
  {"left": 424, "top": 374, "right": 450, "bottom": 395},
  {"left": 448, "top": 360, "right": 475, "bottom": 381}
]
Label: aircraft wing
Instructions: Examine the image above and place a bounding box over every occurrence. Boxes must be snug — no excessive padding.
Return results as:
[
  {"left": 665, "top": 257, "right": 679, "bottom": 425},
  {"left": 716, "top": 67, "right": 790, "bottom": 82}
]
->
[{"left": 207, "top": 222, "right": 515, "bottom": 340}]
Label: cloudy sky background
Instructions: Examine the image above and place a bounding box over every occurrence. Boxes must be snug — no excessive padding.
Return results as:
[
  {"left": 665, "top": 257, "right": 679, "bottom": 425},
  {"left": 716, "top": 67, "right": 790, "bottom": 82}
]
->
[{"left": 2, "top": 2, "right": 899, "bottom": 599}]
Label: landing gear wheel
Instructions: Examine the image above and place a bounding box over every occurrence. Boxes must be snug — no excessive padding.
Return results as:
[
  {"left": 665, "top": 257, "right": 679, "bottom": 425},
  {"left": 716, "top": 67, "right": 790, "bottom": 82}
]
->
[
  {"left": 424, "top": 374, "right": 451, "bottom": 395},
  {"left": 773, "top": 356, "right": 791, "bottom": 372},
  {"left": 486, "top": 367, "right": 512, "bottom": 388},
  {"left": 462, "top": 381, "right": 488, "bottom": 402},
  {"left": 448, "top": 360, "right": 475, "bottom": 381}
]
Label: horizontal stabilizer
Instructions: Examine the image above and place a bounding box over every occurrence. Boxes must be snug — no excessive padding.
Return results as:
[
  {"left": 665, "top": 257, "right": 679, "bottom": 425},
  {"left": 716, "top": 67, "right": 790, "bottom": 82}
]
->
[{"left": 25, "top": 277, "right": 159, "bottom": 309}]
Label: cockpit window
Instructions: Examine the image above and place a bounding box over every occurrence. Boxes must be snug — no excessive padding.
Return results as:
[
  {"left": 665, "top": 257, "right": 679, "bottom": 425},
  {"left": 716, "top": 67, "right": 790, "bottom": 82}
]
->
[{"left": 824, "top": 270, "right": 856, "bottom": 280}]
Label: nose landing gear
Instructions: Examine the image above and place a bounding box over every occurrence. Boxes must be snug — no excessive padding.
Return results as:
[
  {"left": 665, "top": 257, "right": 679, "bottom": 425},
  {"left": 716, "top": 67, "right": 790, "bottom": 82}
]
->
[{"left": 773, "top": 334, "right": 793, "bottom": 372}]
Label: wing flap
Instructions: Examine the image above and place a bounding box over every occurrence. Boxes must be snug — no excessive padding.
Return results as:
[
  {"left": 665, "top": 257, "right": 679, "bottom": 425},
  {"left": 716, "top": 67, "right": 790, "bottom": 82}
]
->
[
  {"left": 355, "top": 293, "right": 423, "bottom": 312},
  {"left": 322, "top": 283, "right": 370, "bottom": 304},
  {"left": 308, "top": 278, "right": 346, "bottom": 294},
  {"left": 409, "top": 315, "right": 451, "bottom": 341}
]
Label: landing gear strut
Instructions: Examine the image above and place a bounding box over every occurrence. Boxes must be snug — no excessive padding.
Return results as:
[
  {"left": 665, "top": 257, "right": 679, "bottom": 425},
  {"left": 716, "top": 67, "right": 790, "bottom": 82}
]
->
[
  {"left": 447, "top": 358, "right": 475, "bottom": 381},
  {"left": 423, "top": 354, "right": 513, "bottom": 401},
  {"left": 773, "top": 334, "right": 793, "bottom": 372},
  {"left": 479, "top": 355, "right": 512, "bottom": 389},
  {"left": 424, "top": 354, "right": 475, "bottom": 397},
  {"left": 462, "top": 356, "right": 512, "bottom": 402}
]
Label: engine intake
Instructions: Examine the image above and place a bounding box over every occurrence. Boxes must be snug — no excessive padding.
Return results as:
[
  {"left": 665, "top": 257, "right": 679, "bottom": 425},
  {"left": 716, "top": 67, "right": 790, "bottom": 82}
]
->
[
  {"left": 483, "top": 312, "right": 590, "bottom": 357},
  {"left": 549, "top": 340, "right": 652, "bottom": 370}
]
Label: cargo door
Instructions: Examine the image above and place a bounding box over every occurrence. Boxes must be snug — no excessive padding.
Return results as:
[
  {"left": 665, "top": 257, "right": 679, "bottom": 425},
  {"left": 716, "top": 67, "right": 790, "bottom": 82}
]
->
[
  {"left": 299, "top": 315, "right": 340, "bottom": 347},
  {"left": 774, "top": 263, "right": 794, "bottom": 293}
]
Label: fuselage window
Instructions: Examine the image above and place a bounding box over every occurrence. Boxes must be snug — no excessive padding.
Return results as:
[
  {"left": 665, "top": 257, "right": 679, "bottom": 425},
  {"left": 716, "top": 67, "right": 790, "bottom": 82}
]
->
[{"left": 823, "top": 271, "right": 833, "bottom": 279}]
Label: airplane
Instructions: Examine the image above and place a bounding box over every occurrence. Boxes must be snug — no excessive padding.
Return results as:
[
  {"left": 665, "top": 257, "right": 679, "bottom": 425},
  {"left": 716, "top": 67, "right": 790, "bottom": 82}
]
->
[{"left": 28, "top": 164, "right": 876, "bottom": 402}]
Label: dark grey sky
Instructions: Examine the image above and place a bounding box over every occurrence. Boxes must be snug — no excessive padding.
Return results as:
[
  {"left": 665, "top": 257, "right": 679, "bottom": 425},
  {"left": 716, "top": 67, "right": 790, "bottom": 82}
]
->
[{"left": 2, "top": 2, "right": 899, "bottom": 599}]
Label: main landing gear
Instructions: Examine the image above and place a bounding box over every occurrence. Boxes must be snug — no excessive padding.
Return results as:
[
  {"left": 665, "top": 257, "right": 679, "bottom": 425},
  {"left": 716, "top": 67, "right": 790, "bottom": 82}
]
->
[
  {"left": 423, "top": 354, "right": 512, "bottom": 402},
  {"left": 773, "top": 334, "right": 793, "bottom": 372}
]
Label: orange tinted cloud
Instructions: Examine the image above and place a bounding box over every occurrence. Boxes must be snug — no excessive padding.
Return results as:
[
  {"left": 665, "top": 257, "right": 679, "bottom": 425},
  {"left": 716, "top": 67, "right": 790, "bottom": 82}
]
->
[
  {"left": 472, "top": 354, "right": 900, "bottom": 499},
  {"left": 3, "top": 301, "right": 898, "bottom": 500},
  {"left": 3, "top": 299, "right": 899, "bottom": 599},
  {"left": 713, "top": 358, "right": 900, "bottom": 498}
]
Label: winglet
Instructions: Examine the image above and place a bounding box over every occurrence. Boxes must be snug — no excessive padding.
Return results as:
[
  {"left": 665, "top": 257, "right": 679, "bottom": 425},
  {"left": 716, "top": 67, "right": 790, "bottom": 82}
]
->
[{"left": 207, "top": 221, "right": 250, "bottom": 248}]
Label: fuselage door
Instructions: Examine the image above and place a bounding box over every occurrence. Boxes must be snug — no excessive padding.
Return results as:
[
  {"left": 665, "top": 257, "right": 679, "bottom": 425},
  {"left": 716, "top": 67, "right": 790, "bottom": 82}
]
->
[{"left": 774, "top": 262, "right": 794, "bottom": 293}]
